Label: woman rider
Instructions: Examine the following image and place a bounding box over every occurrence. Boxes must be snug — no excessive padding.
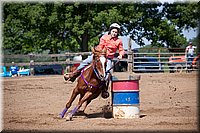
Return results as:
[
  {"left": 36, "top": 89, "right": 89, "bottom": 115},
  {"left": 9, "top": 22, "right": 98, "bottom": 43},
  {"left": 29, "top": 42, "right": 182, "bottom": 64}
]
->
[{"left": 64, "top": 23, "right": 124, "bottom": 98}]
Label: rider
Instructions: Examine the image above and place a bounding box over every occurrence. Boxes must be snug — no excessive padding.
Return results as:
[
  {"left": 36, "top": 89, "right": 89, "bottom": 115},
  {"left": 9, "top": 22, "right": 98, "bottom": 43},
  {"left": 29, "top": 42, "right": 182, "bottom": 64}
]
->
[{"left": 64, "top": 23, "right": 125, "bottom": 98}]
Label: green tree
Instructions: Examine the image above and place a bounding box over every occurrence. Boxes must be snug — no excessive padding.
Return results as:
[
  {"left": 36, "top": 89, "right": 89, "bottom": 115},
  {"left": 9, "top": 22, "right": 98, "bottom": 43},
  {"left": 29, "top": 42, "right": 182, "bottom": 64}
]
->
[
  {"left": 120, "top": 2, "right": 198, "bottom": 48},
  {"left": 3, "top": 2, "right": 199, "bottom": 54},
  {"left": 3, "top": 3, "right": 123, "bottom": 54}
]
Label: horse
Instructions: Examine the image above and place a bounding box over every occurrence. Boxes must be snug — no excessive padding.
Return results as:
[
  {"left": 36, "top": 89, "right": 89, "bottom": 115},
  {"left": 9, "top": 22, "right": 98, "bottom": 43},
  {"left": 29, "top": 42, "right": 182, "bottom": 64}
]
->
[{"left": 59, "top": 47, "right": 108, "bottom": 121}]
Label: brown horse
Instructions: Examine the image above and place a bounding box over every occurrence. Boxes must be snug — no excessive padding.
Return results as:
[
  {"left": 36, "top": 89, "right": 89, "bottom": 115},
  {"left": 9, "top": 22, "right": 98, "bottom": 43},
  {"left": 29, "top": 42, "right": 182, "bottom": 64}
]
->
[{"left": 59, "top": 47, "right": 107, "bottom": 120}]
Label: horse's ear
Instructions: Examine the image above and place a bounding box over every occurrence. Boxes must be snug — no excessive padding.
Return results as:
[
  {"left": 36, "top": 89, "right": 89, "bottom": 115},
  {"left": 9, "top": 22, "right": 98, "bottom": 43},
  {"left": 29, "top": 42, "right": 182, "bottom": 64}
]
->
[{"left": 92, "top": 47, "right": 101, "bottom": 54}]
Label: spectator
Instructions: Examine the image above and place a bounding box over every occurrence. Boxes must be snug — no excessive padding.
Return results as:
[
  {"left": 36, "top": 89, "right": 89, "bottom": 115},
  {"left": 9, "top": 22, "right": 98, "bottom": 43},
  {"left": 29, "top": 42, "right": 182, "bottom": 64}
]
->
[
  {"left": 10, "top": 62, "right": 19, "bottom": 77},
  {"left": 185, "top": 42, "right": 197, "bottom": 64}
]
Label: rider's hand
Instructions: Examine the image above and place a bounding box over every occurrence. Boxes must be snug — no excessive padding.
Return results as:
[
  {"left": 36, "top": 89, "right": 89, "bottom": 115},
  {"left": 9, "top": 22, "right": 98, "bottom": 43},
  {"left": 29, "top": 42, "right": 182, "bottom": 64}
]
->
[{"left": 117, "top": 55, "right": 123, "bottom": 60}]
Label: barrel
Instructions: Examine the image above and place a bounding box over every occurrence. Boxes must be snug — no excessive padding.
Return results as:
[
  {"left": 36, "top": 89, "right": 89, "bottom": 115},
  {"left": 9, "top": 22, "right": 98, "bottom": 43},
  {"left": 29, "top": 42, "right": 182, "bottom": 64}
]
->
[{"left": 111, "top": 75, "right": 140, "bottom": 119}]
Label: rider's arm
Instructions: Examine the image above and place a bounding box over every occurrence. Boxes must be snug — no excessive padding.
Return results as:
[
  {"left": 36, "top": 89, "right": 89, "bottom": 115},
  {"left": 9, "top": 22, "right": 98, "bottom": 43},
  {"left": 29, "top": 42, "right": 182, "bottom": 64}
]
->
[{"left": 117, "top": 40, "right": 125, "bottom": 59}]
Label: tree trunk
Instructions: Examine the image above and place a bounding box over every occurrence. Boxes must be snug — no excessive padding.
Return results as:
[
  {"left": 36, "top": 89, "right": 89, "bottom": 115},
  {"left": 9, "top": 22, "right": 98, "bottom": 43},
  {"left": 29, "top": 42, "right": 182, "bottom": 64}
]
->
[{"left": 81, "top": 30, "right": 89, "bottom": 52}]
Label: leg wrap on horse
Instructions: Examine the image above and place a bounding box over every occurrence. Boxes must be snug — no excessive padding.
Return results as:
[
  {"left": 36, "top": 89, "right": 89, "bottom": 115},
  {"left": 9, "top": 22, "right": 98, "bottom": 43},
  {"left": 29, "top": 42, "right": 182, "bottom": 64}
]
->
[
  {"left": 71, "top": 106, "right": 79, "bottom": 115},
  {"left": 59, "top": 108, "right": 68, "bottom": 118},
  {"left": 100, "top": 80, "right": 110, "bottom": 99}
]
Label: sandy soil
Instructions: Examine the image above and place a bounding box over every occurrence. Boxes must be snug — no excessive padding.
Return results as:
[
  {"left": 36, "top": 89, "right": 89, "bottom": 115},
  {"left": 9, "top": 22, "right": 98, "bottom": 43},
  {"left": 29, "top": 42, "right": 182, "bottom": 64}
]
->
[{"left": 2, "top": 72, "right": 198, "bottom": 132}]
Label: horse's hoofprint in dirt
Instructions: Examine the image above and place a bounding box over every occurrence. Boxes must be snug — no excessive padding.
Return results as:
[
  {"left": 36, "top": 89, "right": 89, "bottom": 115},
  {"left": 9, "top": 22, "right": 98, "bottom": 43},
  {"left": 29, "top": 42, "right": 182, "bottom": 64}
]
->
[{"left": 3, "top": 72, "right": 198, "bottom": 131}]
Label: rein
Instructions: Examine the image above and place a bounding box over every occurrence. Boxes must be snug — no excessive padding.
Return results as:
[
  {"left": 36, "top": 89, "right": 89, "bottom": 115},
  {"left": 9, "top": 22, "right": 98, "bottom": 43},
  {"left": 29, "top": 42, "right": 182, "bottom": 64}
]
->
[
  {"left": 92, "top": 64, "right": 102, "bottom": 80},
  {"left": 106, "top": 60, "right": 120, "bottom": 74}
]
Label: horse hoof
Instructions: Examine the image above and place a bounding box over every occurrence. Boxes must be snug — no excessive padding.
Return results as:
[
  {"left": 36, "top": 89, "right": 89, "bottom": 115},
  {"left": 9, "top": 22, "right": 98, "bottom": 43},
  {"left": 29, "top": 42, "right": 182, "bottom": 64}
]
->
[
  {"left": 65, "top": 114, "right": 73, "bottom": 121},
  {"left": 56, "top": 114, "right": 64, "bottom": 119}
]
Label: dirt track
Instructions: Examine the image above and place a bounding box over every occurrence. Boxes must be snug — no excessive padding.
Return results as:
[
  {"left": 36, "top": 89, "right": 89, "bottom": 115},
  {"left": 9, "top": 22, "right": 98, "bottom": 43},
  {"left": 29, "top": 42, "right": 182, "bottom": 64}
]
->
[{"left": 2, "top": 72, "right": 198, "bottom": 132}]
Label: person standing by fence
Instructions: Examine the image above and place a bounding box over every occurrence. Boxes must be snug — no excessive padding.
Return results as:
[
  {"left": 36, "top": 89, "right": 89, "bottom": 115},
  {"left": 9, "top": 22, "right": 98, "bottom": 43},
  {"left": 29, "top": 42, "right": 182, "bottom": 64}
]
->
[
  {"left": 64, "top": 23, "right": 125, "bottom": 98},
  {"left": 185, "top": 42, "right": 197, "bottom": 64}
]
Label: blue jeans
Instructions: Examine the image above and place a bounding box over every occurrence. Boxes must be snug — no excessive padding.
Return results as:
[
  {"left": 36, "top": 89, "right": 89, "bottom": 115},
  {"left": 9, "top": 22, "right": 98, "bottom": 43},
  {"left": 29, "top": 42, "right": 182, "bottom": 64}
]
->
[
  {"left": 187, "top": 54, "right": 194, "bottom": 64},
  {"left": 77, "top": 54, "right": 112, "bottom": 80}
]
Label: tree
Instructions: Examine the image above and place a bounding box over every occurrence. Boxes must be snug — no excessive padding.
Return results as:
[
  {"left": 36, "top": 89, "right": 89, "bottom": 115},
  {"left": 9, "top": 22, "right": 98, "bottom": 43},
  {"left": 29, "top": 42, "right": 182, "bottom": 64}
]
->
[
  {"left": 3, "top": 3, "right": 123, "bottom": 54},
  {"left": 3, "top": 2, "right": 199, "bottom": 54},
  {"left": 120, "top": 2, "right": 198, "bottom": 48}
]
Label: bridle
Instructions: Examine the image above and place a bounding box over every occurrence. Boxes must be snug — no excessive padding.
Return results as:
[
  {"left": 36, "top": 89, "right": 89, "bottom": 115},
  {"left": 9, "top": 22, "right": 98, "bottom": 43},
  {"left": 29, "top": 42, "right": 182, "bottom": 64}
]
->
[
  {"left": 92, "top": 55, "right": 107, "bottom": 80},
  {"left": 80, "top": 54, "right": 107, "bottom": 90}
]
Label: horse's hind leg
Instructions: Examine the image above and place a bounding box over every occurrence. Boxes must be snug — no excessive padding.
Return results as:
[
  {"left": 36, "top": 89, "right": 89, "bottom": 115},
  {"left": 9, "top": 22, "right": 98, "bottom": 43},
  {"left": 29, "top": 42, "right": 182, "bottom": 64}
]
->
[{"left": 59, "top": 87, "right": 79, "bottom": 118}]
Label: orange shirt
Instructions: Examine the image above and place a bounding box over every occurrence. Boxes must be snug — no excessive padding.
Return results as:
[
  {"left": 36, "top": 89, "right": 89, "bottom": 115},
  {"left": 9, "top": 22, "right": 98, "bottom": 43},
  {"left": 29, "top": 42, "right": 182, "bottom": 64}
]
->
[{"left": 96, "top": 34, "right": 124, "bottom": 59}]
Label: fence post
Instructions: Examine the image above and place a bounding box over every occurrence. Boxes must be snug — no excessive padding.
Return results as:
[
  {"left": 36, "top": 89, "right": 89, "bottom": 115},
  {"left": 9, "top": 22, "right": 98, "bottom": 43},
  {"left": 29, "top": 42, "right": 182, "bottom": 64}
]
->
[
  {"left": 128, "top": 37, "right": 133, "bottom": 72},
  {"left": 29, "top": 54, "right": 35, "bottom": 75},
  {"left": 158, "top": 48, "right": 161, "bottom": 62}
]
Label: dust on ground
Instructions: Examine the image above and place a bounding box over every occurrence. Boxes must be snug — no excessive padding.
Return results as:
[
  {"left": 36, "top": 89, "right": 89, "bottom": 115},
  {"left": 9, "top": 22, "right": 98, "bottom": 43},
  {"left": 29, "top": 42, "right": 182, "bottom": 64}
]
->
[{"left": 2, "top": 72, "right": 198, "bottom": 132}]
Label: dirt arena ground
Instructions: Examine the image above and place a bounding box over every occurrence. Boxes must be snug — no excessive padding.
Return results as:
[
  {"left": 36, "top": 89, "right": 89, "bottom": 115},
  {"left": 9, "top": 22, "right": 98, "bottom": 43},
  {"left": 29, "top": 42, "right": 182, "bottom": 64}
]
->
[{"left": 2, "top": 72, "right": 199, "bottom": 132}]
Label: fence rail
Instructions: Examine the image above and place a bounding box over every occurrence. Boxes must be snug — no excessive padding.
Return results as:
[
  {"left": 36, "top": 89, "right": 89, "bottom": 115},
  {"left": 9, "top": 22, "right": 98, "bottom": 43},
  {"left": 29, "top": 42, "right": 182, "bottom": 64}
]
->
[{"left": 1, "top": 51, "right": 198, "bottom": 73}]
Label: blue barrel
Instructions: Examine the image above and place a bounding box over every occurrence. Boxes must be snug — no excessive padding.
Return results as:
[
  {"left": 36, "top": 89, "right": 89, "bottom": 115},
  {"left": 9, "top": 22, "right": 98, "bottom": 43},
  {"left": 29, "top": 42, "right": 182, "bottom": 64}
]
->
[{"left": 112, "top": 91, "right": 139, "bottom": 105}]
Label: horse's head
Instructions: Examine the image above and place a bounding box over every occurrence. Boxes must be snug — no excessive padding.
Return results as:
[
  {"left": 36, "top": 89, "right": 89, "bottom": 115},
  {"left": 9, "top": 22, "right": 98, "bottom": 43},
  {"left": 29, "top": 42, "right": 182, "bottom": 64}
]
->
[{"left": 91, "top": 47, "right": 107, "bottom": 82}]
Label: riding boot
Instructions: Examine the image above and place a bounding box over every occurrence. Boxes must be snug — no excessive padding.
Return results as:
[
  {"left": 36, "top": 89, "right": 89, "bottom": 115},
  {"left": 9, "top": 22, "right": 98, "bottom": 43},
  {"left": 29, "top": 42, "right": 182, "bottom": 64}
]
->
[{"left": 64, "top": 69, "right": 81, "bottom": 82}]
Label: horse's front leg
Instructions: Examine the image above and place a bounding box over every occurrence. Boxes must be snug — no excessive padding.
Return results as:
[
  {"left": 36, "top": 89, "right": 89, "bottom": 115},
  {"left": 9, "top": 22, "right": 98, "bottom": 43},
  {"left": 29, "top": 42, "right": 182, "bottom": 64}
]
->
[
  {"left": 65, "top": 91, "right": 93, "bottom": 121},
  {"left": 82, "top": 100, "right": 91, "bottom": 113},
  {"left": 58, "top": 87, "right": 79, "bottom": 118},
  {"left": 76, "top": 94, "right": 84, "bottom": 112},
  {"left": 82, "top": 90, "right": 101, "bottom": 112}
]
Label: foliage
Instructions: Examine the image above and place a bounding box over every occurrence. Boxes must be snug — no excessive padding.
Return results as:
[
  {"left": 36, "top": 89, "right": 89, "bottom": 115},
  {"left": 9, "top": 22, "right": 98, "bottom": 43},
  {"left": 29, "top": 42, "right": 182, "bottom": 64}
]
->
[{"left": 2, "top": 2, "right": 198, "bottom": 54}]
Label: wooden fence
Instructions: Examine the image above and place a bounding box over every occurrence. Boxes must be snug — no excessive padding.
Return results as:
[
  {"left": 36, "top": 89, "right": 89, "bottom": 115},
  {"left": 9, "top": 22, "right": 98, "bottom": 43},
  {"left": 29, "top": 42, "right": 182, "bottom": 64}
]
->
[{"left": 1, "top": 49, "right": 197, "bottom": 73}]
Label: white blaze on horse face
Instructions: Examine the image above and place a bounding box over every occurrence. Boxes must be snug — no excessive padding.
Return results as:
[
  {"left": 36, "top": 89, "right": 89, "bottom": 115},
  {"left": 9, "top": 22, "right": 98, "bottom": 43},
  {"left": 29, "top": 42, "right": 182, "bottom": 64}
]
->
[{"left": 100, "top": 56, "right": 106, "bottom": 77}]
